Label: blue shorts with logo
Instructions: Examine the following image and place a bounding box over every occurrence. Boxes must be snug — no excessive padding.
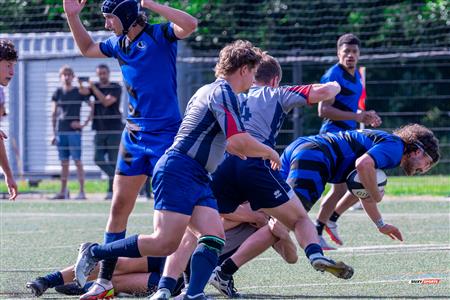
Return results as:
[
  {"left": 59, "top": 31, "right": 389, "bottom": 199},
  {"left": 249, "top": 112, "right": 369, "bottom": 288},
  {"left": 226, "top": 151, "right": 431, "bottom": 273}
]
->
[
  {"left": 56, "top": 132, "right": 82, "bottom": 161},
  {"left": 211, "top": 154, "right": 294, "bottom": 214},
  {"left": 116, "top": 128, "right": 176, "bottom": 177},
  {"left": 152, "top": 150, "right": 218, "bottom": 215}
]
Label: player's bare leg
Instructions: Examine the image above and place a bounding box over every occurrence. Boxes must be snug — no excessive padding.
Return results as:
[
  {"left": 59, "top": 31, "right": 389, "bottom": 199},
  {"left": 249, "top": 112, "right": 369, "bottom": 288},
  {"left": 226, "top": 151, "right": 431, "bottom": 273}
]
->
[
  {"left": 262, "top": 196, "right": 354, "bottom": 279},
  {"left": 315, "top": 183, "right": 347, "bottom": 247}
]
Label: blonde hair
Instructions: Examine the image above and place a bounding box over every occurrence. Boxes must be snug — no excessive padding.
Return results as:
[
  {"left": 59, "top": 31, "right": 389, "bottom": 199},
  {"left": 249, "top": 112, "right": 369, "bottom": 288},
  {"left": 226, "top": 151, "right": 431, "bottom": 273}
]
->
[{"left": 214, "top": 40, "right": 262, "bottom": 78}]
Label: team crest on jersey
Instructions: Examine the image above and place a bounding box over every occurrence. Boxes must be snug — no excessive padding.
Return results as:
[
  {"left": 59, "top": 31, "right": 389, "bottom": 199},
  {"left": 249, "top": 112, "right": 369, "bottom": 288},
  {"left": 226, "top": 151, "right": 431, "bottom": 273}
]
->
[{"left": 137, "top": 41, "right": 147, "bottom": 50}]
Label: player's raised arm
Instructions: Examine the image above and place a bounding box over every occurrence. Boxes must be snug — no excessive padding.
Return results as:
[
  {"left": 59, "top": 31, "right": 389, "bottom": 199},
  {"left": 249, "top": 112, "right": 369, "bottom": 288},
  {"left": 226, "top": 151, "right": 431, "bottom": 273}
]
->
[
  {"left": 63, "top": 0, "right": 105, "bottom": 58},
  {"left": 141, "top": 0, "right": 198, "bottom": 39},
  {"left": 308, "top": 81, "right": 341, "bottom": 104}
]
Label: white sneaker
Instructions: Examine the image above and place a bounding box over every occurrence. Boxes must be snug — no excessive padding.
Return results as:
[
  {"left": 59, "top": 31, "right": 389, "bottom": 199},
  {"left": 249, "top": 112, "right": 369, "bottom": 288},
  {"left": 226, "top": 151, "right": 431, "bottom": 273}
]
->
[
  {"left": 79, "top": 279, "right": 114, "bottom": 299},
  {"left": 149, "top": 288, "right": 171, "bottom": 300},
  {"left": 325, "top": 221, "right": 343, "bottom": 245},
  {"left": 318, "top": 236, "right": 336, "bottom": 251}
]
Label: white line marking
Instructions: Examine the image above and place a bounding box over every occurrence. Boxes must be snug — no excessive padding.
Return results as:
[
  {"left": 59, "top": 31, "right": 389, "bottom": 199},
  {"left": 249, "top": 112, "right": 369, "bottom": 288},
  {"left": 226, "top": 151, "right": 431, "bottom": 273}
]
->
[{"left": 238, "top": 277, "right": 449, "bottom": 290}]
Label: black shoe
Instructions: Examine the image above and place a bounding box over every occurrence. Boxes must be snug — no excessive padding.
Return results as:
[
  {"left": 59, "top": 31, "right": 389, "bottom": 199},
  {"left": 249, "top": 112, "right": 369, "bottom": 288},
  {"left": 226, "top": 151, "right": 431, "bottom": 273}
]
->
[
  {"left": 26, "top": 277, "right": 49, "bottom": 297},
  {"left": 55, "top": 282, "right": 88, "bottom": 296}
]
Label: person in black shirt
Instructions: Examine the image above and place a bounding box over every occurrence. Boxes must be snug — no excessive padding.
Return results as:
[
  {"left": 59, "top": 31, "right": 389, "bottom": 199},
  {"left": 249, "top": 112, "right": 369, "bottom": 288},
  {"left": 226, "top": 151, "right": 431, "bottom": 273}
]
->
[
  {"left": 51, "top": 65, "right": 91, "bottom": 200},
  {"left": 89, "top": 64, "right": 123, "bottom": 200}
]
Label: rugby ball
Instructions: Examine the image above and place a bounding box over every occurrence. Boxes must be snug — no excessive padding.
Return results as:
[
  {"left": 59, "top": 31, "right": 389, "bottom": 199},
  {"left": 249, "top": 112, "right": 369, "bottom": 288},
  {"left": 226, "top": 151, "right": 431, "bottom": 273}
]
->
[{"left": 346, "top": 169, "right": 387, "bottom": 199}]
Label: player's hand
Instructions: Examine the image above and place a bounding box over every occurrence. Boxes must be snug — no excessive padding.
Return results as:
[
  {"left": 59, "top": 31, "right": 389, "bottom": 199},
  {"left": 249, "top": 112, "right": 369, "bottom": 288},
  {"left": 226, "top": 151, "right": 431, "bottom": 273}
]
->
[
  {"left": 250, "top": 212, "right": 269, "bottom": 228},
  {"left": 0, "top": 130, "right": 8, "bottom": 140},
  {"left": 63, "top": 0, "right": 87, "bottom": 17},
  {"left": 268, "top": 218, "right": 290, "bottom": 240},
  {"left": 366, "top": 110, "right": 382, "bottom": 127},
  {"left": 379, "top": 223, "right": 403, "bottom": 241},
  {"left": 51, "top": 136, "right": 57, "bottom": 146},
  {"left": 5, "top": 175, "right": 18, "bottom": 201},
  {"left": 263, "top": 148, "right": 281, "bottom": 170}
]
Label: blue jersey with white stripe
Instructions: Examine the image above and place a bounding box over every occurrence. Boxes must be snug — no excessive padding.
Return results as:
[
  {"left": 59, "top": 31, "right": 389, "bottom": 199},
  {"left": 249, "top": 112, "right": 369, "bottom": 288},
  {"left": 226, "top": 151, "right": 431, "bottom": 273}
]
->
[
  {"left": 319, "top": 63, "right": 362, "bottom": 133},
  {"left": 170, "top": 78, "right": 246, "bottom": 173},
  {"left": 99, "top": 23, "right": 181, "bottom": 133},
  {"left": 238, "top": 85, "right": 310, "bottom": 148},
  {"left": 281, "top": 130, "right": 404, "bottom": 183}
]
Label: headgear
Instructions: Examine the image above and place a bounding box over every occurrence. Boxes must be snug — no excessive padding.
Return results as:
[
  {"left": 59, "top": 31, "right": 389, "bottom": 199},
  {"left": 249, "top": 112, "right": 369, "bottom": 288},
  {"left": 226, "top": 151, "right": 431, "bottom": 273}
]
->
[{"left": 102, "top": 0, "right": 139, "bottom": 34}]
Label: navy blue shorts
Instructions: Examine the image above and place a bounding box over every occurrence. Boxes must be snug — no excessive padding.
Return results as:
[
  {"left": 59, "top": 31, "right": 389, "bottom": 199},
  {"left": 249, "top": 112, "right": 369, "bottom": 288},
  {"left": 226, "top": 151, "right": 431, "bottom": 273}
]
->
[
  {"left": 211, "top": 155, "right": 294, "bottom": 214},
  {"left": 152, "top": 150, "right": 218, "bottom": 215},
  {"left": 116, "top": 128, "right": 176, "bottom": 176}
]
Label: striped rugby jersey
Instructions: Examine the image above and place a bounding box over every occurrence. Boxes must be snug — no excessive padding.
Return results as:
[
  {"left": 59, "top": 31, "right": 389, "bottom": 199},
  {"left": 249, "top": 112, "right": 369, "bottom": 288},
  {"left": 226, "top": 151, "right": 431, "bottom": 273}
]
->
[
  {"left": 281, "top": 129, "right": 404, "bottom": 184},
  {"left": 319, "top": 63, "right": 363, "bottom": 133},
  {"left": 238, "top": 84, "right": 311, "bottom": 148},
  {"left": 170, "top": 78, "right": 246, "bottom": 173}
]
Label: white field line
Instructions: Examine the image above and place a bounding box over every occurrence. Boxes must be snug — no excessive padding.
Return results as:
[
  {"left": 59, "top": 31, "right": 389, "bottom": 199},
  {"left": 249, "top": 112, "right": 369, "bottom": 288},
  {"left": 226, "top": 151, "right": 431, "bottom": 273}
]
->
[{"left": 238, "top": 278, "right": 449, "bottom": 291}]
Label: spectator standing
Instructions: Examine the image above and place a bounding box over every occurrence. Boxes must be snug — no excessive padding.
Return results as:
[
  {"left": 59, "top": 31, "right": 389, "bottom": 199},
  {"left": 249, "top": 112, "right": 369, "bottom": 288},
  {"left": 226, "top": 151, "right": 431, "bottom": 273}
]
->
[
  {"left": 89, "top": 64, "right": 123, "bottom": 200},
  {"left": 51, "top": 65, "right": 92, "bottom": 200}
]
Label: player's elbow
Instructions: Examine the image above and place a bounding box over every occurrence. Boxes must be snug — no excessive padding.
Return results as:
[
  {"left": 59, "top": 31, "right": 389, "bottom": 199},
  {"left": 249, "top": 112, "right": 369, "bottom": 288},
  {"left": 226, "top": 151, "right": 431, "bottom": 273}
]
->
[
  {"left": 311, "top": 84, "right": 339, "bottom": 104},
  {"left": 186, "top": 18, "right": 198, "bottom": 34},
  {"left": 355, "top": 155, "right": 375, "bottom": 172},
  {"left": 226, "top": 133, "right": 249, "bottom": 157}
]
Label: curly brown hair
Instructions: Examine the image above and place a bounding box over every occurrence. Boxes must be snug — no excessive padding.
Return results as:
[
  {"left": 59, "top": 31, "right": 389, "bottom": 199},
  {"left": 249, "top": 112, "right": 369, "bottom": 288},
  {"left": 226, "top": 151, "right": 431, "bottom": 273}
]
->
[
  {"left": 215, "top": 40, "right": 262, "bottom": 77},
  {"left": 0, "top": 39, "right": 18, "bottom": 61},
  {"left": 393, "top": 123, "right": 440, "bottom": 164}
]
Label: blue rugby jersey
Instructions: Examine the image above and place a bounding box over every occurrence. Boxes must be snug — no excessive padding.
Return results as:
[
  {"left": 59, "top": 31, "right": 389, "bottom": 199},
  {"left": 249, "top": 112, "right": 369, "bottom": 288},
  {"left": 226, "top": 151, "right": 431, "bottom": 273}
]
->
[
  {"left": 281, "top": 130, "right": 404, "bottom": 183},
  {"left": 170, "top": 78, "right": 246, "bottom": 173},
  {"left": 238, "top": 85, "right": 310, "bottom": 148},
  {"left": 99, "top": 23, "right": 181, "bottom": 132},
  {"left": 319, "top": 63, "right": 363, "bottom": 133}
]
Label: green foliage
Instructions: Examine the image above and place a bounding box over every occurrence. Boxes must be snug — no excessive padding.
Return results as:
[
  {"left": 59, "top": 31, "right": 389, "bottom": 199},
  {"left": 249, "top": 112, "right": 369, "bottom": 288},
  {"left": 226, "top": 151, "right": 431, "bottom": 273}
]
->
[{"left": 1, "top": 1, "right": 449, "bottom": 56}]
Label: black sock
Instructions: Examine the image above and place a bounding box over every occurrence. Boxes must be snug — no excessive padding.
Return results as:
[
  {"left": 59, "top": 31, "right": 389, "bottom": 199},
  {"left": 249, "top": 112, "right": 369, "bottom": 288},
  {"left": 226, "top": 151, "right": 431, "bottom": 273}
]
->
[
  {"left": 329, "top": 211, "right": 341, "bottom": 222},
  {"left": 316, "top": 220, "right": 325, "bottom": 235},
  {"left": 98, "top": 258, "right": 118, "bottom": 281},
  {"left": 221, "top": 258, "right": 239, "bottom": 276}
]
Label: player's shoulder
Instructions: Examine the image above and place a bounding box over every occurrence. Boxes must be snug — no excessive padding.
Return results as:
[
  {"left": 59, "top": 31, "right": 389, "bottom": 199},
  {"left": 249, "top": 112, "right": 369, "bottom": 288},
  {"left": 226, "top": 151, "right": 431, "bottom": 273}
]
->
[{"left": 326, "top": 63, "right": 343, "bottom": 76}]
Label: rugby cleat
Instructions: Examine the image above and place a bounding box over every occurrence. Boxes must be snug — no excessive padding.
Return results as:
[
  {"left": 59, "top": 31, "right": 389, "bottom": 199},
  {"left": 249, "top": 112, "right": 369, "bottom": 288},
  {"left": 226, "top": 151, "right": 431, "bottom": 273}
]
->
[
  {"left": 325, "top": 221, "right": 343, "bottom": 245},
  {"left": 149, "top": 288, "right": 171, "bottom": 300},
  {"left": 26, "top": 277, "right": 49, "bottom": 297},
  {"left": 55, "top": 282, "right": 89, "bottom": 295},
  {"left": 311, "top": 256, "right": 354, "bottom": 279},
  {"left": 209, "top": 266, "right": 241, "bottom": 298},
  {"left": 318, "top": 235, "right": 337, "bottom": 251},
  {"left": 79, "top": 280, "right": 114, "bottom": 300},
  {"left": 74, "top": 242, "right": 99, "bottom": 288},
  {"left": 173, "top": 292, "right": 213, "bottom": 300}
]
